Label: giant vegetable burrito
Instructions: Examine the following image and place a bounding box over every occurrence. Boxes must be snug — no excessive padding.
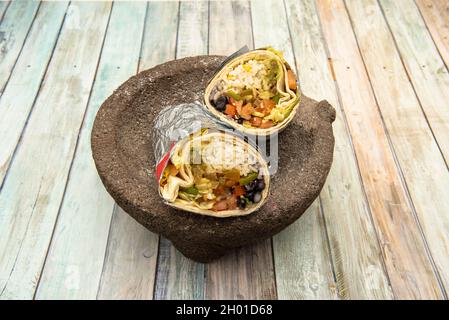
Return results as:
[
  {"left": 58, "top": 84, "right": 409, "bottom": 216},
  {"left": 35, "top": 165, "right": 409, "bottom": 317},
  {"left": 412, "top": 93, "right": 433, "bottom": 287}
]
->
[
  {"left": 159, "top": 129, "right": 270, "bottom": 217},
  {"left": 205, "top": 47, "right": 300, "bottom": 135}
]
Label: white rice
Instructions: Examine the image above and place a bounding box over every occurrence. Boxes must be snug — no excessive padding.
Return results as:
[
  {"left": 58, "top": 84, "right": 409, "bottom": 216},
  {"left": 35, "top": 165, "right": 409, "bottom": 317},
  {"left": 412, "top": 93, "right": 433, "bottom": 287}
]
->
[
  {"left": 224, "top": 59, "right": 270, "bottom": 92},
  {"left": 200, "top": 136, "right": 257, "bottom": 176}
]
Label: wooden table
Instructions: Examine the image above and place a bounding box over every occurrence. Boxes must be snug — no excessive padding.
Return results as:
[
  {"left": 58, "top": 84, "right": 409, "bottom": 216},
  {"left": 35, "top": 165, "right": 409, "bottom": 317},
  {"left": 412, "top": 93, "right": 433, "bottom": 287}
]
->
[{"left": 0, "top": 0, "right": 448, "bottom": 300}]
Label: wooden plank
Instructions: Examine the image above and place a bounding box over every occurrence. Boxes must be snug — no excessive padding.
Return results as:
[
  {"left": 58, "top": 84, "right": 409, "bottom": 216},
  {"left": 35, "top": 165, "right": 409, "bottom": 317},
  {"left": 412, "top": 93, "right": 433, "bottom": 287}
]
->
[
  {"left": 205, "top": 0, "right": 276, "bottom": 300},
  {"left": 98, "top": 1, "right": 180, "bottom": 300},
  {"left": 0, "top": 0, "right": 40, "bottom": 94},
  {"left": 138, "top": 1, "right": 179, "bottom": 70},
  {"left": 97, "top": 207, "right": 157, "bottom": 300},
  {"left": 205, "top": 241, "right": 275, "bottom": 300},
  {"left": 316, "top": 0, "right": 444, "bottom": 299},
  {"left": 416, "top": 0, "right": 449, "bottom": 69},
  {"left": 0, "top": 1, "right": 68, "bottom": 188},
  {"left": 0, "top": 2, "right": 112, "bottom": 300},
  {"left": 153, "top": 0, "right": 207, "bottom": 300},
  {"left": 96, "top": 1, "right": 180, "bottom": 301},
  {"left": 349, "top": 0, "right": 449, "bottom": 297},
  {"left": 35, "top": 2, "right": 147, "bottom": 300},
  {"left": 155, "top": 237, "right": 204, "bottom": 300},
  {"left": 250, "top": 0, "right": 336, "bottom": 300},
  {"left": 98, "top": 2, "right": 179, "bottom": 299},
  {"left": 379, "top": 0, "right": 449, "bottom": 165},
  {"left": 0, "top": 1, "right": 10, "bottom": 22},
  {"left": 176, "top": 0, "right": 208, "bottom": 58},
  {"left": 283, "top": 0, "right": 390, "bottom": 300},
  {"left": 208, "top": 1, "right": 253, "bottom": 53}
]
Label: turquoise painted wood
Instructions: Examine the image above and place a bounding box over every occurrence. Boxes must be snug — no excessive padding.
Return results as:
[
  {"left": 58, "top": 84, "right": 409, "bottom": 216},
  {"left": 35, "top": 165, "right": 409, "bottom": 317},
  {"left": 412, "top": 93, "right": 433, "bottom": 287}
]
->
[
  {"left": 154, "top": 0, "right": 207, "bottom": 300},
  {"left": 0, "top": 1, "right": 68, "bottom": 187},
  {"left": 0, "top": 2, "right": 112, "bottom": 300},
  {"left": 35, "top": 1, "right": 147, "bottom": 300},
  {"left": 0, "top": 1, "right": 10, "bottom": 21},
  {"left": 380, "top": 0, "right": 449, "bottom": 165},
  {"left": 0, "top": 0, "right": 40, "bottom": 93}
]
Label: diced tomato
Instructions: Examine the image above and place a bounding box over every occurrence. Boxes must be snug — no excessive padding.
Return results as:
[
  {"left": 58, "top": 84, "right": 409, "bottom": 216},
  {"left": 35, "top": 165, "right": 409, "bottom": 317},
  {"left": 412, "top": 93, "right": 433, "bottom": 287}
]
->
[
  {"left": 224, "top": 104, "right": 237, "bottom": 116},
  {"left": 226, "top": 195, "right": 237, "bottom": 210},
  {"left": 255, "top": 106, "right": 270, "bottom": 116},
  {"left": 287, "top": 69, "right": 297, "bottom": 90},
  {"left": 213, "top": 185, "right": 225, "bottom": 196},
  {"left": 229, "top": 96, "right": 243, "bottom": 108},
  {"left": 260, "top": 120, "right": 274, "bottom": 129},
  {"left": 233, "top": 185, "right": 245, "bottom": 197},
  {"left": 240, "top": 103, "right": 254, "bottom": 120},
  {"left": 250, "top": 116, "right": 262, "bottom": 127},
  {"left": 213, "top": 200, "right": 228, "bottom": 211},
  {"left": 262, "top": 99, "right": 276, "bottom": 110}
]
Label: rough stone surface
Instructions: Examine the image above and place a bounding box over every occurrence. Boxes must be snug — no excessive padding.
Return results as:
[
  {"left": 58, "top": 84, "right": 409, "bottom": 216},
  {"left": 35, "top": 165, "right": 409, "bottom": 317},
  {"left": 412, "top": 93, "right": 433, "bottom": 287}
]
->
[{"left": 91, "top": 56, "right": 336, "bottom": 262}]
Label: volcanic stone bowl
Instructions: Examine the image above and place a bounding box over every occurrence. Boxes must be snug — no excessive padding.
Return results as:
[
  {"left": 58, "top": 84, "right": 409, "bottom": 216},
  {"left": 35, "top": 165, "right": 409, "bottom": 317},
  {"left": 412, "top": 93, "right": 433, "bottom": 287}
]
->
[{"left": 91, "top": 56, "right": 335, "bottom": 262}]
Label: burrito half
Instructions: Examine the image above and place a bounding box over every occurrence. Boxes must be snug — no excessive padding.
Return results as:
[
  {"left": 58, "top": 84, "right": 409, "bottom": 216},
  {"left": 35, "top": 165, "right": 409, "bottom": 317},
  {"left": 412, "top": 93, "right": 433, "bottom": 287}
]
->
[
  {"left": 204, "top": 47, "right": 300, "bottom": 135},
  {"left": 158, "top": 129, "right": 270, "bottom": 217}
]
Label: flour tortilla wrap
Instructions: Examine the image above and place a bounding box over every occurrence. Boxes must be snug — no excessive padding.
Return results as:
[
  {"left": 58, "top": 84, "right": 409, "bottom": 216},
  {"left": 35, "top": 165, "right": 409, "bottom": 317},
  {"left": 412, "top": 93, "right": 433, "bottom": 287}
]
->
[
  {"left": 158, "top": 129, "right": 270, "bottom": 218},
  {"left": 205, "top": 47, "right": 300, "bottom": 136}
]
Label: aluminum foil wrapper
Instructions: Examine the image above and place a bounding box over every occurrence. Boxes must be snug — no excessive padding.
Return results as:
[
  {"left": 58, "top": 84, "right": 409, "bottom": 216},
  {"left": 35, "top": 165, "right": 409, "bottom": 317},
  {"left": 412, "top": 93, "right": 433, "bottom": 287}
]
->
[{"left": 152, "top": 101, "right": 232, "bottom": 182}]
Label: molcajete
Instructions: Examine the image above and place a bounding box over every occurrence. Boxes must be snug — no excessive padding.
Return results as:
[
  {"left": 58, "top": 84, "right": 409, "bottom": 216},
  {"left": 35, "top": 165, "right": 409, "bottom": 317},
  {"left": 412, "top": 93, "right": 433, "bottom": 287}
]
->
[{"left": 91, "top": 56, "right": 336, "bottom": 262}]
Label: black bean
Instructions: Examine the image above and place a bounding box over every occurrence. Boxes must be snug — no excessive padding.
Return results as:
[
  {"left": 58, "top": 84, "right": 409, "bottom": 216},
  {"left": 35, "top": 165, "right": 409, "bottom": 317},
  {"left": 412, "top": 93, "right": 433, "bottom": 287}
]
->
[
  {"left": 246, "top": 191, "right": 254, "bottom": 202},
  {"left": 214, "top": 95, "right": 227, "bottom": 112},
  {"left": 253, "top": 192, "right": 262, "bottom": 203},
  {"left": 237, "top": 197, "right": 246, "bottom": 209},
  {"left": 255, "top": 179, "right": 265, "bottom": 191}
]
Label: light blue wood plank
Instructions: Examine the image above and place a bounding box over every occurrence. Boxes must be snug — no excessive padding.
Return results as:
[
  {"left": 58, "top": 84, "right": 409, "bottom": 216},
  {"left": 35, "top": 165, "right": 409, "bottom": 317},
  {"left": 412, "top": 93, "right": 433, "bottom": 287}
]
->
[
  {"left": 0, "top": 1, "right": 68, "bottom": 188},
  {"left": 97, "top": 1, "right": 180, "bottom": 300},
  {"left": 138, "top": 1, "right": 179, "bottom": 69},
  {"left": 380, "top": 0, "right": 449, "bottom": 164},
  {"left": 0, "top": 0, "right": 40, "bottom": 93},
  {"left": 0, "top": 2, "right": 112, "bottom": 300},
  {"left": 35, "top": 1, "right": 147, "bottom": 300},
  {"left": 154, "top": 0, "right": 207, "bottom": 300},
  {"left": 0, "top": 1, "right": 11, "bottom": 21}
]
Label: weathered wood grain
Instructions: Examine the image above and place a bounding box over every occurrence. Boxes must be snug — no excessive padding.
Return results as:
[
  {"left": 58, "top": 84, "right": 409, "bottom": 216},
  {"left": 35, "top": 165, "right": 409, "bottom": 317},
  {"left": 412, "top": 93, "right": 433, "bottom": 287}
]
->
[
  {"left": 176, "top": 1, "right": 208, "bottom": 58},
  {"left": 208, "top": 1, "right": 253, "bottom": 54},
  {"left": 250, "top": 0, "right": 337, "bottom": 300},
  {"left": 283, "top": 0, "right": 392, "bottom": 300},
  {"left": 205, "top": 0, "right": 276, "bottom": 300},
  {"left": 149, "top": 1, "right": 207, "bottom": 300},
  {"left": 0, "top": 1, "right": 68, "bottom": 188},
  {"left": 0, "top": 0, "right": 40, "bottom": 94},
  {"left": 0, "top": 1, "right": 10, "bottom": 22},
  {"left": 0, "top": 2, "right": 112, "bottom": 300},
  {"left": 97, "top": 207, "right": 157, "bottom": 300},
  {"left": 97, "top": 0, "right": 180, "bottom": 301},
  {"left": 316, "top": 0, "right": 445, "bottom": 299},
  {"left": 416, "top": 0, "right": 449, "bottom": 69},
  {"left": 379, "top": 0, "right": 449, "bottom": 165},
  {"left": 155, "top": 237, "right": 204, "bottom": 300},
  {"left": 362, "top": 0, "right": 449, "bottom": 296},
  {"left": 35, "top": 2, "right": 147, "bottom": 300},
  {"left": 138, "top": 1, "right": 179, "bottom": 71}
]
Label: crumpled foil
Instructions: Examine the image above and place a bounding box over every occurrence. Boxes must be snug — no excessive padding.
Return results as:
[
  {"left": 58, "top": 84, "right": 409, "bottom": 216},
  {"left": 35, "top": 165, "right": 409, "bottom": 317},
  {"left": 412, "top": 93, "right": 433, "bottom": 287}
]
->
[{"left": 152, "top": 101, "right": 233, "bottom": 181}]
